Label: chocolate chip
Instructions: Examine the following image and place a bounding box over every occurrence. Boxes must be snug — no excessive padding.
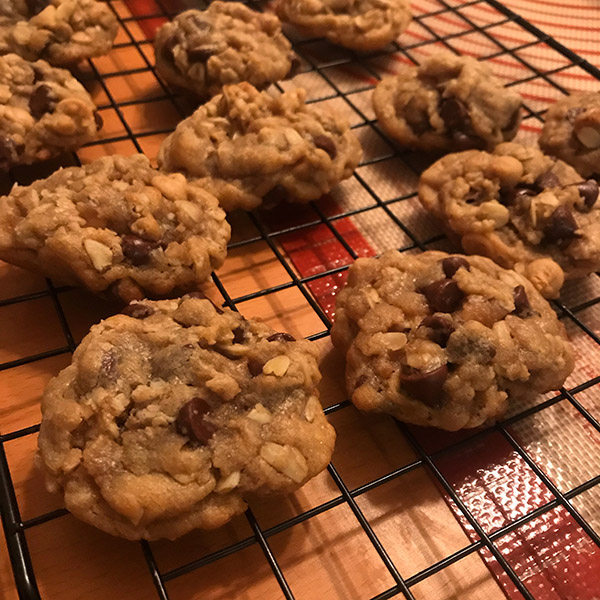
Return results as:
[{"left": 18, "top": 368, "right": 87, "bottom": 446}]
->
[
  {"left": 188, "top": 47, "right": 216, "bottom": 62},
  {"left": 567, "top": 106, "right": 585, "bottom": 122},
  {"left": 25, "top": 0, "right": 49, "bottom": 15},
  {"left": 513, "top": 285, "right": 534, "bottom": 318},
  {"left": 400, "top": 365, "right": 448, "bottom": 406},
  {"left": 543, "top": 205, "right": 578, "bottom": 243},
  {"left": 161, "top": 35, "right": 178, "bottom": 65},
  {"left": 263, "top": 185, "right": 288, "bottom": 206},
  {"left": 499, "top": 186, "right": 536, "bottom": 206},
  {"left": 421, "top": 279, "right": 464, "bottom": 313},
  {"left": 232, "top": 326, "right": 245, "bottom": 344},
  {"left": 121, "top": 235, "right": 158, "bottom": 266},
  {"left": 441, "top": 257, "right": 470, "bottom": 278},
  {"left": 248, "top": 358, "right": 263, "bottom": 377},
  {"left": 93, "top": 111, "right": 104, "bottom": 131},
  {"left": 99, "top": 350, "right": 117, "bottom": 380},
  {"left": 534, "top": 171, "right": 560, "bottom": 190},
  {"left": 440, "top": 97, "right": 469, "bottom": 131},
  {"left": 502, "top": 105, "right": 521, "bottom": 135},
  {"left": 313, "top": 135, "right": 337, "bottom": 159},
  {"left": 577, "top": 179, "right": 599, "bottom": 209},
  {"left": 420, "top": 315, "right": 455, "bottom": 347},
  {"left": 121, "top": 303, "right": 155, "bottom": 319},
  {"left": 267, "top": 332, "right": 296, "bottom": 342},
  {"left": 175, "top": 398, "right": 215, "bottom": 444},
  {"left": 29, "top": 84, "right": 55, "bottom": 119}
]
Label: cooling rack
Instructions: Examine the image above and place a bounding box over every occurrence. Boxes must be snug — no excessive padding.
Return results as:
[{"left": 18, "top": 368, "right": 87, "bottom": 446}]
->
[{"left": 1, "top": 0, "right": 600, "bottom": 598}]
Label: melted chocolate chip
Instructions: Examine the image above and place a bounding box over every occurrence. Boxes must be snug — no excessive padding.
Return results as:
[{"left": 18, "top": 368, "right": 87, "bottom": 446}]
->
[
  {"left": 184, "top": 291, "right": 225, "bottom": 313},
  {"left": 247, "top": 358, "right": 263, "bottom": 377},
  {"left": 188, "top": 46, "right": 216, "bottom": 62},
  {"left": 263, "top": 185, "right": 288, "bottom": 206},
  {"left": 577, "top": 179, "right": 599, "bottom": 209},
  {"left": 232, "top": 326, "right": 245, "bottom": 344},
  {"left": 93, "top": 111, "right": 104, "bottom": 131},
  {"left": 313, "top": 135, "right": 337, "bottom": 159},
  {"left": 534, "top": 171, "right": 560, "bottom": 190},
  {"left": 499, "top": 186, "right": 536, "bottom": 207},
  {"left": 513, "top": 285, "right": 534, "bottom": 318},
  {"left": 161, "top": 35, "right": 178, "bottom": 65},
  {"left": 121, "top": 235, "right": 158, "bottom": 266},
  {"left": 543, "top": 205, "right": 578, "bottom": 243},
  {"left": 420, "top": 315, "right": 455, "bottom": 347},
  {"left": 176, "top": 398, "right": 215, "bottom": 444},
  {"left": 25, "top": 0, "right": 50, "bottom": 16},
  {"left": 502, "top": 105, "right": 521, "bottom": 135},
  {"left": 441, "top": 257, "right": 470, "bottom": 278},
  {"left": 29, "top": 84, "right": 55, "bottom": 119},
  {"left": 401, "top": 365, "right": 448, "bottom": 406},
  {"left": 421, "top": 279, "right": 464, "bottom": 313},
  {"left": 440, "top": 97, "right": 469, "bottom": 131},
  {"left": 267, "top": 332, "right": 296, "bottom": 342},
  {"left": 121, "top": 303, "right": 155, "bottom": 319},
  {"left": 0, "top": 135, "right": 18, "bottom": 165}
]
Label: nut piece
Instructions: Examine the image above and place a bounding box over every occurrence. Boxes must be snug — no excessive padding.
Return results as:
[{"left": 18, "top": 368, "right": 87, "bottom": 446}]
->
[
  {"left": 262, "top": 355, "right": 290, "bottom": 377},
  {"left": 247, "top": 403, "right": 273, "bottom": 424},
  {"left": 83, "top": 239, "right": 113, "bottom": 272},
  {"left": 380, "top": 332, "right": 408, "bottom": 351},
  {"left": 260, "top": 442, "right": 308, "bottom": 483},
  {"left": 215, "top": 471, "right": 241, "bottom": 493},
  {"left": 576, "top": 126, "right": 600, "bottom": 149},
  {"left": 304, "top": 396, "right": 322, "bottom": 423}
]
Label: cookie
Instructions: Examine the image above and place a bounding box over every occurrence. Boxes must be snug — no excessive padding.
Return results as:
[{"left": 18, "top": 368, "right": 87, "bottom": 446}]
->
[
  {"left": 37, "top": 294, "right": 335, "bottom": 540},
  {"left": 419, "top": 142, "right": 600, "bottom": 298},
  {"left": 0, "top": 154, "right": 230, "bottom": 302},
  {"left": 373, "top": 53, "right": 522, "bottom": 152},
  {"left": 0, "top": 53, "right": 101, "bottom": 169},
  {"left": 276, "top": 0, "right": 411, "bottom": 51},
  {"left": 331, "top": 250, "right": 574, "bottom": 431},
  {"left": 154, "top": 2, "right": 295, "bottom": 99},
  {"left": 539, "top": 92, "right": 600, "bottom": 179},
  {"left": 0, "top": 0, "right": 118, "bottom": 66},
  {"left": 158, "top": 82, "right": 362, "bottom": 211}
]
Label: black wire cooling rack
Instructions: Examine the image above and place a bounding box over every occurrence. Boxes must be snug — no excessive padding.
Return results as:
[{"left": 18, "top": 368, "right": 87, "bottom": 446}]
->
[{"left": 1, "top": 0, "right": 600, "bottom": 599}]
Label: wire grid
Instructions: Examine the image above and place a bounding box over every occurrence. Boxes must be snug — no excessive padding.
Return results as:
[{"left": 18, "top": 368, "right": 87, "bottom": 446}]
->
[{"left": 1, "top": 0, "right": 600, "bottom": 599}]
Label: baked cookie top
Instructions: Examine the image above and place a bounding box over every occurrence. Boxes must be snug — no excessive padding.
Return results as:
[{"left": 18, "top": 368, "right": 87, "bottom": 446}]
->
[
  {"left": 38, "top": 295, "right": 335, "bottom": 540},
  {"left": 373, "top": 53, "right": 522, "bottom": 152},
  {"left": 0, "top": 0, "right": 118, "bottom": 66},
  {"left": 331, "top": 250, "right": 573, "bottom": 431},
  {"left": 540, "top": 91, "right": 600, "bottom": 179},
  {"left": 419, "top": 142, "right": 600, "bottom": 298},
  {"left": 154, "top": 2, "right": 295, "bottom": 99},
  {"left": 0, "top": 53, "right": 101, "bottom": 169},
  {"left": 158, "top": 82, "right": 362, "bottom": 211},
  {"left": 0, "top": 154, "right": 230, "bottom": 302},
  {"left": 276, "top": 0, "right": 412, "bottom": 51}
]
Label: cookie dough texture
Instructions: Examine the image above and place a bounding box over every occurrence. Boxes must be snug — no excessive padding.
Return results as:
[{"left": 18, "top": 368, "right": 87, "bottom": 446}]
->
[
  {"left": 38, "top": 295, "right": 335, "bottom": 540},
  {"left": 373, "top": 53, "right": 522, "bottom": 152},
  {"left": 276, "top": 0, "right": 411, "bottom": 51},
  {"left": 0, "top": 53, "right": 100, "bottom": 169},
  {"left": 0, "top": 0, "right": 118, "bottom": 66},
  {"left": 0, "top": 155, "right": 230, "bottom": 301},
  {"left": 540, "top": 92, "right": 600, "bottom": 179},
  {"left": 158, "top": 82, "right": 362, "bottom": 211},
  {"left": 332, "top": 251, "right": 573, "bottom": 431},
  {"left": 419, "top": 142, "right": 600, "bottom": 298},
  {"left": 154, "top": 2, "right": 294, "bottom": 99}
]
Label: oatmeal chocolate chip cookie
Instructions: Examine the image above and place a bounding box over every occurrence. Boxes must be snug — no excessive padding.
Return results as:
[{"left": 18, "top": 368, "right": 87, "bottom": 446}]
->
[
  {"left": 373, "top": 53, "right": 522, "bottom": 152},
  {"left": 540, "top": 92, "right": 600, "bottom": 179},
  {"left": 276, "top": 0, "right": 411, "bottom": 52},
  {"left": 0, "top": 53, "right": 101, "bottom": 169},
  {"left": 331, "top": 251, "right": 573, "bottom": 431},
  {"left": 37, "top": 295, "right": 335, "bottom": 540},
  {"left": 419, "top": 142, "right": 600, "bottom": 299},
  {"left": 0, "top": 0, "right": 118, "bottom": 66},
  {"left": 158, "top": 82, "right": 362, "bottom": 211},
  {"left": 154, "top": 3, "right": 295, "bottom": 99},
  {"left": 0, "top": 154, "right": 230, "bottom": 302}
]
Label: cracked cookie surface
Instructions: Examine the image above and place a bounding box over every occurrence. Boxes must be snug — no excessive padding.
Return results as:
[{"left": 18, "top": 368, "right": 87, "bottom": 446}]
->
[
  {"left": 419, "top": 142, "right": 600, "bottom": 298},
  {"left": 276, "top": 0, "right": 411, "bottom": 51},
  {"left": 154, "top": 2, "right": 294, "bottom": 99},
  {"left": 373, "top": 53, "right": 522, "bottom": 152},
  {"left": 331, "top": 250, "right": 573, "bottom": 431},
  {"left": 540, "top": 92, "right": 600, "bottom": 179},
  {"left": 37, "top": 294, "right": 335, "bottom": 540},
  {"left": 0, "top": 0, "right": 118, "bottom": 66},
  {"left": 0, "top": 53, "right": 101, "bottom": 169},
  {"left": 158, "top": 82, "right": 362, "bottom": 211},
  {"left": 0, "top": 154, "right": 230, "bottom": 302}
]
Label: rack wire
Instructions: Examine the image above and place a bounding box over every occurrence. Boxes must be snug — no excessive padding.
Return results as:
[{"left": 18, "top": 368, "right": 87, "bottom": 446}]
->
[{"left": 1, "top": 0, "right": 600, "bottom": 598}]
